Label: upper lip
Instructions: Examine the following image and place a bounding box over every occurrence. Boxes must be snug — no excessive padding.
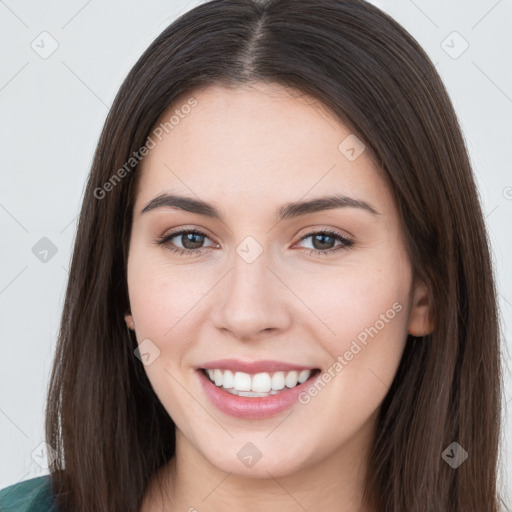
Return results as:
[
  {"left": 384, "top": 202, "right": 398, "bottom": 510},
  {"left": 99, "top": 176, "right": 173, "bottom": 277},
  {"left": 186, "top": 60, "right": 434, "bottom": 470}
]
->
[{"left": 197, "top": 359, "right": 318, "bottom": 374}]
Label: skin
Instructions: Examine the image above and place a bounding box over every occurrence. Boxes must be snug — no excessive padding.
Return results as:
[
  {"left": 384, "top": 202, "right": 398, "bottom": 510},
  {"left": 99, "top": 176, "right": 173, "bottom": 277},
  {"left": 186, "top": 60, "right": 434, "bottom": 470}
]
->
[{"left": 125, "top": 82, "right": 432, "bottom": 512}]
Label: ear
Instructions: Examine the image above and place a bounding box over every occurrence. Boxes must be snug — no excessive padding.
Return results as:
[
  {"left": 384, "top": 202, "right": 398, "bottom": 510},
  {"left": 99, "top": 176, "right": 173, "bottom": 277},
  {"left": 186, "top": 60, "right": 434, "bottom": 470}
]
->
[
  {"left": 124, "top": 310, "right": 135, "bottom": 330},
  {"left": 408, "top": 278, "right": 433, "bottom": 336}
]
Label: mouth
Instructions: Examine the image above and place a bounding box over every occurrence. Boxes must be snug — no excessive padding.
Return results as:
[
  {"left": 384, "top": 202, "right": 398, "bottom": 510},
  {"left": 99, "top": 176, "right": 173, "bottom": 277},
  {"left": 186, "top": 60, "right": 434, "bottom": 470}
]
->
[
  {"left": 200, "top": 367, "right": 321, "bottom": 397},
  {"left": 196, "top": 365, "right": 322, "bottom": 419}
]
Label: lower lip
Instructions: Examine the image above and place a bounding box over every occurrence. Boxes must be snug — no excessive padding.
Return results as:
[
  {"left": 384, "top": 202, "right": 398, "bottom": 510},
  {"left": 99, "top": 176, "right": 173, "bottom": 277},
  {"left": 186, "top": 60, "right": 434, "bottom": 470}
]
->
[{"left": 197, "top": 369, "right": 321, "bottom": 419}]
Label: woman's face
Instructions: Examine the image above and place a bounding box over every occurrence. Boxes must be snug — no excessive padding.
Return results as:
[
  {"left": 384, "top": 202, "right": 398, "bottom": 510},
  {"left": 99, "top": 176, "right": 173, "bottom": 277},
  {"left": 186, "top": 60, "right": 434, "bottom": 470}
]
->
[{"left": 126, "top": 82, "right": 430, "bottom": 479}]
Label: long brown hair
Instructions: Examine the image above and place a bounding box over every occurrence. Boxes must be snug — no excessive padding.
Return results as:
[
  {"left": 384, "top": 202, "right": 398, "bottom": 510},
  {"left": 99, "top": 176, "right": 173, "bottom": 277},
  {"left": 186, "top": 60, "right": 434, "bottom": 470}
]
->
[{"left": 45, "top": 0, "right": 508, "bottom": 510}]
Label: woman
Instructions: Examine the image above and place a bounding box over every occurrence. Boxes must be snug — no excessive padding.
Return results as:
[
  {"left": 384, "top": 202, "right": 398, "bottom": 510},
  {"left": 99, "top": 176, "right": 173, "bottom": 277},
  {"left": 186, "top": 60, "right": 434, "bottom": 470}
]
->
[{"left": 0, "top": 0, "right": 507, "bottom": 510}]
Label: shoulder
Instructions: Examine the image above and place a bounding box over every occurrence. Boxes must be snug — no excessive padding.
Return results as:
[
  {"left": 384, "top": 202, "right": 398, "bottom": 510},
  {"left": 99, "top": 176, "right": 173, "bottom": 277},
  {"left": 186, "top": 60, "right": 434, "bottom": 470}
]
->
[{"left": 0, "top": 475, "right": 57, "bottom": 512}]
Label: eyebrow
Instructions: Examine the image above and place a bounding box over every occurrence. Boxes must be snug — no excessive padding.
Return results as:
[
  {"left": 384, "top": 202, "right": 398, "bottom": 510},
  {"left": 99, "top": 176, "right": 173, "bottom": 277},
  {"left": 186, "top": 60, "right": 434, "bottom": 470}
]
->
[{"left": 140, "top": 193, "right": 380, "bottom": 221}]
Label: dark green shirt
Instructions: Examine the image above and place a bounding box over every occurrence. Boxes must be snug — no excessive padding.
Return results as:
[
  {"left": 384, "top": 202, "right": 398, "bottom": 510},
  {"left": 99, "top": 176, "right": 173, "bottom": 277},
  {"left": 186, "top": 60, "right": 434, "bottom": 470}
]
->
[{"left": 0, "top": 475, "right": 57, "bottom": 511}]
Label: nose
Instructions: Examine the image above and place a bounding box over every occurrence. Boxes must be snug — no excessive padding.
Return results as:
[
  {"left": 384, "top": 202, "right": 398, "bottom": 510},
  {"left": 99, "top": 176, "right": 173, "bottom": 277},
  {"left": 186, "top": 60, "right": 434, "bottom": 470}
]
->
[{"left": 210, "top": 248, "right": 292, "bottom": 341}]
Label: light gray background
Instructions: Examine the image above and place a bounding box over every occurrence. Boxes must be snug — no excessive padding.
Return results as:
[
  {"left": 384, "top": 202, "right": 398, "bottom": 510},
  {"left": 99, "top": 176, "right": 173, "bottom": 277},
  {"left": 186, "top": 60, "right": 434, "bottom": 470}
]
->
[{"left": 1, "top": 0, "right": 511, "bottom": 498}]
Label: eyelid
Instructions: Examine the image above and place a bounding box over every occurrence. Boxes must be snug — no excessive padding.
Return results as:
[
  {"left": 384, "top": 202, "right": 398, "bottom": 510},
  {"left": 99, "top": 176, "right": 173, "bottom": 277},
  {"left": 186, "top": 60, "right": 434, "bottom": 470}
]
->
[
  {"left": 294, "top": 228, "right": 354, "bottom": 251},
  {"left": 295, "top": 225, "right": 353, "bottom": 243},
  {"left": 154, "top": 225, "right": 355, "bottom": 256},
  {"left": 157, "top": 225, "right": 217, "bottom": 242},
  {"left": 155, "top": 227, "right": 218, "bottom": 249}
]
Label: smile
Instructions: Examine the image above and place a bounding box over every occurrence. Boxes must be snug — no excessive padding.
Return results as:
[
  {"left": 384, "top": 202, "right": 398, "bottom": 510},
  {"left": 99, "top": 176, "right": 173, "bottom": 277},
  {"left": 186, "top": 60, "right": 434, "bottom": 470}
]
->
[
  {"left": 202, "top": 368, "right": 315, "bottom": 397},
  {"left": 196, "top": 361, "right": 322, "bottom": 419}
]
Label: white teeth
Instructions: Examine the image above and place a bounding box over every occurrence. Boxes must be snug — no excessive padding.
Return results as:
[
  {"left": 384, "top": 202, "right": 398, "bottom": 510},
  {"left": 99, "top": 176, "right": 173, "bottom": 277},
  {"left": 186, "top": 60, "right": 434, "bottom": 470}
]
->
[
  {"left": 213, "top": 369, "right": 223, "bottom": 386},
  {"left": 225, "top": 389, "right": 281, "bottom": 397},
  {"left": 233, "top": 372, "right": 252, "bottom": 391},
  {"left": 203, "top": 368, "right": 313, "bottom": 394},
  {"left": 222, "top": 370, "right": 234, "bottom": 389},
  {"left": 284, "top": 371, "right": 298, "bottom": 388},
  {"left": 252, "top": 372, "right": 272, "bottom": 393},
  {"left": 271, "top": 371, "right": 285, "bottom": 390},
  {"left": 298, "top": 370, "right": 310, "bottom": 384}
]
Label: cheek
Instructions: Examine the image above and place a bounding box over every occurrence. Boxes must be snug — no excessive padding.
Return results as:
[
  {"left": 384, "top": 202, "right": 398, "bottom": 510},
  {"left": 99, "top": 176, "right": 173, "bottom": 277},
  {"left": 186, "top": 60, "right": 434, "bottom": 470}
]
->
[
  {"left": 126, "top": 252, "right": 220, "bottom": 389},
  {"left": 126, "top": 257, "right": 207, "bottom": 420},
  {"left": 127, "top": 249, "right": 207, "bottom": 337},
  {"left": 294, "top": 260, "right": 410, "bottom": 348},
  {"left": 291, "top": 274, "right": 409, "bottom": 450},
  {"left": 293, "top": 253, "right": 411, "bottom": 406}
]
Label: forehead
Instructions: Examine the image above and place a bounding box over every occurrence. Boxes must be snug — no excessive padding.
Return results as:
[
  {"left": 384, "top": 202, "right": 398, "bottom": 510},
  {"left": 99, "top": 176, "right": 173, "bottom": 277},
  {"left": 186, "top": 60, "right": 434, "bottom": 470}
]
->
[{"left": 134, "top": 82, "right": 392, "bottom": 216}]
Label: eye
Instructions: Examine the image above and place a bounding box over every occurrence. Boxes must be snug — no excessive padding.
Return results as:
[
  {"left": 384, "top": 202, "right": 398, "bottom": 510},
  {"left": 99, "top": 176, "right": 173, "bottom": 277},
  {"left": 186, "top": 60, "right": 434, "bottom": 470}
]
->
[
  {"left": 154, "top": 228, "right": 217, "bottom": 257},
  {"left": 154, "top": 227, "right": 354, "bottom": 257},
  {"left": 295, "top": 229, "right": 354, "bottom": 256}
]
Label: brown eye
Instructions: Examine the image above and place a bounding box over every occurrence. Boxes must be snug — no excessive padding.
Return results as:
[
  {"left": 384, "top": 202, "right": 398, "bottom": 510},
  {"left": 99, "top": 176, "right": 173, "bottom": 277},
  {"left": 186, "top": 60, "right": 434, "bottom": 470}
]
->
[
  {"left": 175, "top": 231, "right": 205, "bottom": 250},
  {"left": 154, "top": 228, "right": 216, "bottom": 256},
  {"left": 296, "top": 229, "right": 354, "bottom": 256}
]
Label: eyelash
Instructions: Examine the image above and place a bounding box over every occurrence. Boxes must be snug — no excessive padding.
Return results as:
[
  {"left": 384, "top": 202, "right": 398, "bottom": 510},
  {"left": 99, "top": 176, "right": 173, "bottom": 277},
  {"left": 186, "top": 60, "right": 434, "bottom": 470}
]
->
[{"left": 154, "top": 228, "right": 355, "bottom": 257}]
